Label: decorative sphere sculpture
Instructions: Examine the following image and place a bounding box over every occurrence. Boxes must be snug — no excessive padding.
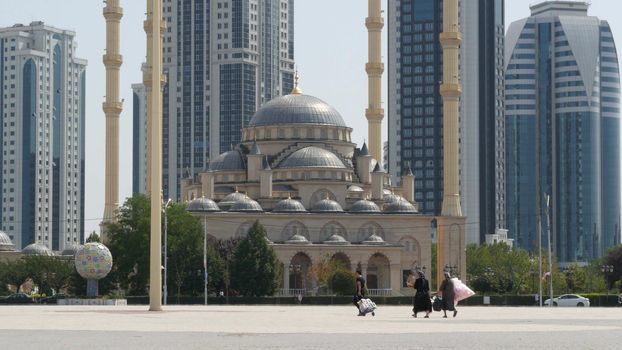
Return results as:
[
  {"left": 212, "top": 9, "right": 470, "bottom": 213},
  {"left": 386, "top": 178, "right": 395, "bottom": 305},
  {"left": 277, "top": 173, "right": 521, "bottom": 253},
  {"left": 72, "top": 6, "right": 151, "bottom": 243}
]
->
[{"left": 75, "top": 242, "right": 113, "bottom": 280}]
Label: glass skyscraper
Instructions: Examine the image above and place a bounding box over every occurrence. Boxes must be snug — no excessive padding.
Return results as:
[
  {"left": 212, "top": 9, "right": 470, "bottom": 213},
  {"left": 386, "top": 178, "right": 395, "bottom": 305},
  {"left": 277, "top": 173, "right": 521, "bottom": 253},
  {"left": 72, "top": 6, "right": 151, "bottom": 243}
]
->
[
  {"left": 505, "top": 1, "right": 621, "bottom": 263},
  {"left": 388, "top": 0, "right": 506, "bottom": 244},
  {"left": 0, "top": 22, "right": 86, "bottom": 250},
  {"left": 133, "top": 0, "right": 295, "bottom": 199}
]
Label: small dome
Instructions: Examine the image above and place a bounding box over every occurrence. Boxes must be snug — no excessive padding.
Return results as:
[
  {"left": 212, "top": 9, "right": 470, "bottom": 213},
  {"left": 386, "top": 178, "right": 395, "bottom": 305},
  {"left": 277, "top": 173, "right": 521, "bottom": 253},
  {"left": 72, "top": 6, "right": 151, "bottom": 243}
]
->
[
  {"left": 362, "top": 234, "right": 386, "bottom": 245},
  {"left": 22, "top": 243, "right": 54, "bottom": 256},
  {"left": 61, "top": 244, "right": 82, "bottom": 257},
  {"left": 347, "top": 185, "right": 364, "bottom": 192},
  {"left": 272, "top": 198, "right": 307, "bottom": 213},
  {"left": 383, "top": 193, "right": 405, "bottom": 204},
  {"left": 208, "top": 150, "right": 246, "bottom": 171},
  {"left": 285, "top": 234, "right": 311, "bottom": 244},
  {"left": 229, "top": 197, "right": 263, "bottom": 212},
  {"left": 0, "top": 231, "right": 15, "bottom": 251},
  {"left": 382, "top": 189, "right": 392, "bottom": 195},
  {"left": 188, "top": 197, "right": 221, "bottom": 212},
  {"left": 311, "top": 198, "right": 344, "bottom": 213},
  {"left": 384, "top": 199, "right": 418, "bottom": 214},
  {"left": 279, "top": 147, "right": 346, "bottom": 169},
  {"left": 248, "top": 94, "right": 347, "bottom": 127},
  {"left": 219, "top": 191, "right": 247, "bottom": 206},
  {"left": 324, "top": 234, "right": 349, "bottom": 245},
  {"left": 349, "top": 200, "right": 381, "bottom": 214}
]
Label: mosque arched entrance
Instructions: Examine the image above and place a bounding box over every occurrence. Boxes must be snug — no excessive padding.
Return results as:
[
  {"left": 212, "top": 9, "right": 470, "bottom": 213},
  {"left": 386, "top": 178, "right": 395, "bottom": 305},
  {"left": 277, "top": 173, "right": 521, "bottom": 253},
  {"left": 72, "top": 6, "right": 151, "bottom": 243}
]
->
[
  {"left": 289, "top": 252, "right": 312, "bottom": 290},
  {"left": 366, "top": 253, "right": 390, "bottom": 289}
]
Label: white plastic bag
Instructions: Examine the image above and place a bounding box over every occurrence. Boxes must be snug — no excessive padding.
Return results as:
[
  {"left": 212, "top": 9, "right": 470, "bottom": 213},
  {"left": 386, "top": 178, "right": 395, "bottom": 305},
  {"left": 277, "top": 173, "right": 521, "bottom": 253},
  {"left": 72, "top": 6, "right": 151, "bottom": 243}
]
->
[{"left": 452, "top": 277, "right": 475, "bottom": 303}]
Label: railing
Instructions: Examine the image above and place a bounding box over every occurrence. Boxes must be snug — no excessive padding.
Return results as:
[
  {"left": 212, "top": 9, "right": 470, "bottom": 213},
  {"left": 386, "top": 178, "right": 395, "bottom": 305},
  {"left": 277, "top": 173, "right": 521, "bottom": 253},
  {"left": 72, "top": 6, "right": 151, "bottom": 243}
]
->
[
  {"left": 367, "top": 288, "right": 392, "bottom": 297},
  {"left": 277, "top": 288, "right": 307, "bottom": 297}
]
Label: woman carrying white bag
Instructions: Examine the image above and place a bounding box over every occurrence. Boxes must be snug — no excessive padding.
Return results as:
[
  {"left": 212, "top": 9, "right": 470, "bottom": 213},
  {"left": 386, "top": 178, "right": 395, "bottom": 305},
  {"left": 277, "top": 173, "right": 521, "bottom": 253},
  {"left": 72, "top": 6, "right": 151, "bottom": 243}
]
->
[{"left": 437, "top": 272, "right": 475, "bottom": 318}]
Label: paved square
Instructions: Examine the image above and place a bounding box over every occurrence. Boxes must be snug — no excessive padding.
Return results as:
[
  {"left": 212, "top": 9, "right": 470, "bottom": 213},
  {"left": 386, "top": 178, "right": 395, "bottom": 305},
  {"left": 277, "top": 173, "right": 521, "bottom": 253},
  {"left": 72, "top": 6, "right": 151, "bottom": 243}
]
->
[{"left": 1, "top": 305, "right": 621, "bottom": 349}]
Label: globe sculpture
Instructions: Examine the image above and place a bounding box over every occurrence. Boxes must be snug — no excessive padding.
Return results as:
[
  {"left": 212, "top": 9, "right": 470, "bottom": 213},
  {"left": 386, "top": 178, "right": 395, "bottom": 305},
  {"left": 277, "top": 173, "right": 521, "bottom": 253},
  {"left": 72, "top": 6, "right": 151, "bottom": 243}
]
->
[{"left": 74, "top": 243, "right": 113, "bottom": 297}]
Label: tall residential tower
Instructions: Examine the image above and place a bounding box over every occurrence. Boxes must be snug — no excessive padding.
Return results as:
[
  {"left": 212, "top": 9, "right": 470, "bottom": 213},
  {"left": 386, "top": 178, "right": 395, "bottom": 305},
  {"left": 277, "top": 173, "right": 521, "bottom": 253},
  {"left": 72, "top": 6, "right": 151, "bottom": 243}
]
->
[
  {"left": 0, "top": 22, "right": 87, "bottom": 250},
  {"left": 387, "top": 0, "right": 506, "bottom": 243},
  {"left": 133, "top": 0, "right": 295, "bottom": 200},
  {"left": 505, "top": 1, "right": 621, "bottom": 262}
]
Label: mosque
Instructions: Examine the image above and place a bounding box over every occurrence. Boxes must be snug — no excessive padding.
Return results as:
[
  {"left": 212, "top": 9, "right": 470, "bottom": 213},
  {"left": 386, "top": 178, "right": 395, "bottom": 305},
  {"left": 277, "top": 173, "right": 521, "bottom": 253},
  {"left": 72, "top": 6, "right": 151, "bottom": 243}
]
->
[{"left": 180, "top": 80, "right": 466, "bottom": 296}]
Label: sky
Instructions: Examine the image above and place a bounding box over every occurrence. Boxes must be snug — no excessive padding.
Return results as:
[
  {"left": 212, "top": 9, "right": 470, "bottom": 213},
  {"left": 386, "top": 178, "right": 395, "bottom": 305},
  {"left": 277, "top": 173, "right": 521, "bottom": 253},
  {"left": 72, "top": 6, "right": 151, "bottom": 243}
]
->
[{"left": 0, "top": 0, "right": 620, "bottom": 236}]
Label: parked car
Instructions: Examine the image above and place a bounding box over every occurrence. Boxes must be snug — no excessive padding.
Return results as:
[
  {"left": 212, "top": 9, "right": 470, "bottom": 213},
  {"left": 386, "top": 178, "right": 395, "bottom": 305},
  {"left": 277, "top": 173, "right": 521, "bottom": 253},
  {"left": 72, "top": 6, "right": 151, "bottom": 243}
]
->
[
  {"left": 544, "top": 294, "right": 590, "bottom": 307},
  {"left": 0, "top": 293, "right": 35, "bottom": 305}
]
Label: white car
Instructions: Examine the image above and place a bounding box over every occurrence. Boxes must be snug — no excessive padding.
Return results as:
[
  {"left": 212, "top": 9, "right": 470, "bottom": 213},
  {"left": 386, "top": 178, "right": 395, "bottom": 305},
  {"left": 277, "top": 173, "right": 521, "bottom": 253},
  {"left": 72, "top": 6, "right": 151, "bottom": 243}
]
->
[{"left": 544, "top": 294, "right": 590, "bottom": 307}]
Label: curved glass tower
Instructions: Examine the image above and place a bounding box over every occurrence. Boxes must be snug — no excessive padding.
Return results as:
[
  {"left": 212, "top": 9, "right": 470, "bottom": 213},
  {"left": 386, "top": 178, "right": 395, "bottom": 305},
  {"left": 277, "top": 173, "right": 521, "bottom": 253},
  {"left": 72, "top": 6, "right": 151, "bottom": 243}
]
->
[{"left": 505, "top": 1, "right": 621, "bottom": 263}]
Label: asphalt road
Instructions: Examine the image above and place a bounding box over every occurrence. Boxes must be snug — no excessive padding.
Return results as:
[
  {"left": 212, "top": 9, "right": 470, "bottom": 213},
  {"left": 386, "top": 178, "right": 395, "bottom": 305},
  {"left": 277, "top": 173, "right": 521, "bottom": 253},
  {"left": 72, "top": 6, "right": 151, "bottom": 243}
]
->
[{"left": 0, "top": 305, "right": 620, "bottom": 349}]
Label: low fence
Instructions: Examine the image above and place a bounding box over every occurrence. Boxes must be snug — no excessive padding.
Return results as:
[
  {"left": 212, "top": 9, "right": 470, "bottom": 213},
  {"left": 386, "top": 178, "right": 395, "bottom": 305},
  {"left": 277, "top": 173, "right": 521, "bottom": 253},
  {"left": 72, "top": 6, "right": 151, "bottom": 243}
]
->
[{"left": 122, "top": 294, "right": 622, "bottom": 307}]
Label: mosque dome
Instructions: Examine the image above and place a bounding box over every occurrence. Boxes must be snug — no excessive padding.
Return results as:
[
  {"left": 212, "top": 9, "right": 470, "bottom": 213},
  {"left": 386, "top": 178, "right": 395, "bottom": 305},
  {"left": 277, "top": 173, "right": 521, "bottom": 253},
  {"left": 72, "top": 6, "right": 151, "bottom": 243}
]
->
[
  {"left": 229, "top": 197, "right": 263, "bottom": 212},
  {"left": 0, "top": 231, "right": 15, "bottom": 251},
  {"left": 279, "top": 147, "right": 346, "bottom": 169},
  {"left": 208, "top": 150, "right": 246, "bottom": 171},
  {"left": 383, "top": 193, "right": 405, "bottom": 204},
  {"left": 22, "top": 243, "right": 54, "bottom": 256},
  {"left": 347, "top": 185, "right": 364, "bottom": 193},
  {"left": 188, "top": 197, "right": 221, "bottom": 212},
  {"left": 324, "top": 234, "right": 349, "bottom": 245},
  {"left": 248, "top": 94, "right": 347, "bottom": 127},
  {"left": 384, "top": 199, "right": 418, "bottom": 214},
  {"left": 285, "top": 233, "right": 311, "bottom": 245},
  {"left": 61, "top": 244, "right": 82, "bottom": 257},
  {"left": 272, "top": 198, "right": 307, "bottom": 213},
  {"left": 349, "top": 199, "right": 381, "bottom": 214},
  {"left": 311, "top": 198, "right": 344, "bottom": 213},
  {"left": 219, "top": 191, "right": 247, "bottom": 208},
  {"left": 362, "top": 233, "right": 386, "bottom": 245}
]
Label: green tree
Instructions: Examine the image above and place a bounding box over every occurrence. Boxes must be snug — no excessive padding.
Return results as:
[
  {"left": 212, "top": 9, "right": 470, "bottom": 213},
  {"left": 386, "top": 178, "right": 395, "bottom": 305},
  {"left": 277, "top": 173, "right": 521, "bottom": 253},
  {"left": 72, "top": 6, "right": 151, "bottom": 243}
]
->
[
  {"left": 329, "top": 269, "right": 356, "bottom": 296},
  {"left": 230, "top": 221, "right": 279, "bottom": 296},
  {"left": 21, "top": 256, "right": 74, "bottom": 296},
  {"left": 0, "top": 259, "right": 30, "bottom": 293},
  {"left": 603, "top": 245, "right": 622, "bottom": 290},
  {"left": 106, "top": 195, "right": 151, "bottom": 295},
  {"left": 86, "top": 231, "right": 101, "bottom": 243}
]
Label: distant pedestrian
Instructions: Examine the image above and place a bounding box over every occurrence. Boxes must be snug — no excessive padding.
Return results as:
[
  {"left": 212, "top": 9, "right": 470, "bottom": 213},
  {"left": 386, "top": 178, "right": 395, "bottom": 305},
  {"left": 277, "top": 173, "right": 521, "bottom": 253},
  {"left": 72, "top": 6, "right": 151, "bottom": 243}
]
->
[
  {"left": 353, "top": 270, "right": 366, "bottom": 316},
  {"left": 438, "top": 272, "right": 457, "bottom": 318},
  {"left": 412, "top": 271, "right": 432, "bottom": 318}
]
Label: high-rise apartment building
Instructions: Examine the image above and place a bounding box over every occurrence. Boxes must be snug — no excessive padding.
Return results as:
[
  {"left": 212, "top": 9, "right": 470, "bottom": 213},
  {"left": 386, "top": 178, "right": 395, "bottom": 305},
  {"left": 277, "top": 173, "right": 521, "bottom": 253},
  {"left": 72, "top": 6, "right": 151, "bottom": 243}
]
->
[
  {"left": 0, "top": 22, "right": 86, "bottom": 250},
  {"left": 387, "top": 0, "right": 506, "bottom": 244},
  {"left": 505, "top": 1, "right": 621, "bottom": 262},
  {"left": 133, "top": 0, "right": 295, "bottom": 199}
]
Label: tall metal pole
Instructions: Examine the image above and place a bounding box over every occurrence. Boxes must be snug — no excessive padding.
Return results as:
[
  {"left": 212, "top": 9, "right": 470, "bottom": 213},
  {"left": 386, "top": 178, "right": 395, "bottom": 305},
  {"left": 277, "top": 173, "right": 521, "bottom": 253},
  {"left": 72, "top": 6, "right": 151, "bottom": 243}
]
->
[
  {"left": 101, "top": 0, "right": 123, "bottom": 242},
  {"left": 546, "top": 194, "right": 554, "bottom": 307},
  {"left": 148, "top": 0, "right": 163, "bottom": 312},
  {"left": 163, "top": 199, "right": 171, "bottom": 305},
  {"left": 204, "top": 216, "right": 208, "bottom": 305}
]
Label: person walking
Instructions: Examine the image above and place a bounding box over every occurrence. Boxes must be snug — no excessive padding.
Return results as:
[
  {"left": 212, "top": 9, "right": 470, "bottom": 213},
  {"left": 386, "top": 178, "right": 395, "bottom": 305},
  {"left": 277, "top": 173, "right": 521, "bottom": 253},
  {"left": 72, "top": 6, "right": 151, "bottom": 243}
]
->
[
  {"left": 353, "top": 270, "right": 366, "bottom": 316},
  {"left": 412, "top": 271, "right": 432, "bottom": 318},
  {"left": 438, "top": 272, "right": 457, "bottom": 318}
]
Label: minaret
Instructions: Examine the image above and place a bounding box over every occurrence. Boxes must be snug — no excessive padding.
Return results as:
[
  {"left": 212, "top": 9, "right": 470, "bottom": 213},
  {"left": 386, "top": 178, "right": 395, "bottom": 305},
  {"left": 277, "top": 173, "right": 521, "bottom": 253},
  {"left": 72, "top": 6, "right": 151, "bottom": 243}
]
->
[
  {"left": 101, "top": 0, "right": 123, "bottom": 239},
  {"left": 365, "top": 0, "right": 384, "bottom": 162},
  {"left": 440, "top": 0, "right": 462, "bottom": 217},
  {"left": 436, "top": 0, "right": 464, "bottom": 290}
]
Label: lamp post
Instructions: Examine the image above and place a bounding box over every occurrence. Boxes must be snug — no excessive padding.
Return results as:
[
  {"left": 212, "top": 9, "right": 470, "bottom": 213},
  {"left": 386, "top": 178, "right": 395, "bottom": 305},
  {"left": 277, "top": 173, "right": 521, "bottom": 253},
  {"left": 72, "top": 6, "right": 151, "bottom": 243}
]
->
[
  {"left": 545, "top": 194, "right": 553, "bottom": 308},
  {"left": 204, "top": 215, "right": 208, "bottom": 305},
  {"left": 162, "top": 198, "right": 172, "bottom": 305},
  {"left": 601, "top": 265, "right": 614, "bottom": 295}
]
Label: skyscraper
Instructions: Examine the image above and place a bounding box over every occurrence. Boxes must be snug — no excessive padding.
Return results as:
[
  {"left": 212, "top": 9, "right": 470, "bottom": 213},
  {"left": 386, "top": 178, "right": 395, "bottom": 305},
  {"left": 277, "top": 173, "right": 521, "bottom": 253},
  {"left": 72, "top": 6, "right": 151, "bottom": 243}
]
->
[
  {"left": 505, "top": 1, "right": 621, "bottom": 262},
  {"left": 133, "top": 0, "right": 295, "bottom": 199},
  {"left": 0, "top": 22, "right": 87, "bottom": 250},
  {"left": 387, "top": 0, "right": 506, "bottom": 244}
]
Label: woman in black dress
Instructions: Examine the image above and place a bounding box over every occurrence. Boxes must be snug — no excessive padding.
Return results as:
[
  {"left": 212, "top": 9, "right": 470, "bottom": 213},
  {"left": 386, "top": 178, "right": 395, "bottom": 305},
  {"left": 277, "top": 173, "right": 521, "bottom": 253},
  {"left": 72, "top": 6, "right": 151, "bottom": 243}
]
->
[
  {"left": 412, "top": 271, "right": 432, "bottom": 318},
  {"left": 438, "top": 272, "right": 457, "bottom": 318}
]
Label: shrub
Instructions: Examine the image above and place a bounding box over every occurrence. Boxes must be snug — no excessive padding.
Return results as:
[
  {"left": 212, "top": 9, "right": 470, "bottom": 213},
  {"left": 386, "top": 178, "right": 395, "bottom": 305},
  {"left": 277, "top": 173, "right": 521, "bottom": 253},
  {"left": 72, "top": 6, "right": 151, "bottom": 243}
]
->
[{"left": 329, "top": 269, "right": 356, "bottom": 296}]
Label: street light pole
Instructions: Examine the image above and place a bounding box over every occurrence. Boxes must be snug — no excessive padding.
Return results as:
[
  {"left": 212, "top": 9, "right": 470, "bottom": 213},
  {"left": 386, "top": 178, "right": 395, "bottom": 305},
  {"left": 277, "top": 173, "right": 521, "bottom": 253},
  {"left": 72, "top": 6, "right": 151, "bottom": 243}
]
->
[
  {"left": 204, "top": 215, "right": 208, "bottom": 306},
  {"left": 545, "top": 194, "right": 553, "bottom": 308},
  {"left": 163, "top": 198, "right": 172, "bottom": 305}
]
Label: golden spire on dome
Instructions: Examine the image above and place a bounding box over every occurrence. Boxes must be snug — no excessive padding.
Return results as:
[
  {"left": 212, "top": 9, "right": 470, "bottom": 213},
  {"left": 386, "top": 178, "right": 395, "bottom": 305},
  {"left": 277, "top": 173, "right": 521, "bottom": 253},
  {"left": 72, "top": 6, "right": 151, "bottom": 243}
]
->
[{"left": 291, "top": 68, "right": 302, "bottom": 95}]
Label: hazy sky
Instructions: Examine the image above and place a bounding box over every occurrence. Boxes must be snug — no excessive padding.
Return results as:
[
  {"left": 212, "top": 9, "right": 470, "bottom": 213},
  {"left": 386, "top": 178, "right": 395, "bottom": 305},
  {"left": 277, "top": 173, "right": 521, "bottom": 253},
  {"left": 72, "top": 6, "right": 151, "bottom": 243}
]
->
[{"left": 0, "top": 0, "right": 619, "bottom": 235}]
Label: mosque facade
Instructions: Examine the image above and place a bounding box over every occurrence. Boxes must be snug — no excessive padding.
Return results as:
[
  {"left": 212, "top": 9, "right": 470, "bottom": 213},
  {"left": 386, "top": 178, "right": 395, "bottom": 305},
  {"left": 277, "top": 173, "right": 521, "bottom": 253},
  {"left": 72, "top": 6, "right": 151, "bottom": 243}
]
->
[{"left": 181, "top": 85, "right": 466, "bottom": 296}]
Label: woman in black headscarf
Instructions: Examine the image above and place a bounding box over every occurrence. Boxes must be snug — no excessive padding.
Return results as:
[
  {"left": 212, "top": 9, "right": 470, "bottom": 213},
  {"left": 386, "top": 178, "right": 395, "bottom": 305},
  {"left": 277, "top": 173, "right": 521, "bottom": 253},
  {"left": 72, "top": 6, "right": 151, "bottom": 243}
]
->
[
  {"left": 438, "top": 272, "right": 457, "bottom": 318},
  {"left": 412, "top": 270, "right": 432, "bottom": 318}
]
